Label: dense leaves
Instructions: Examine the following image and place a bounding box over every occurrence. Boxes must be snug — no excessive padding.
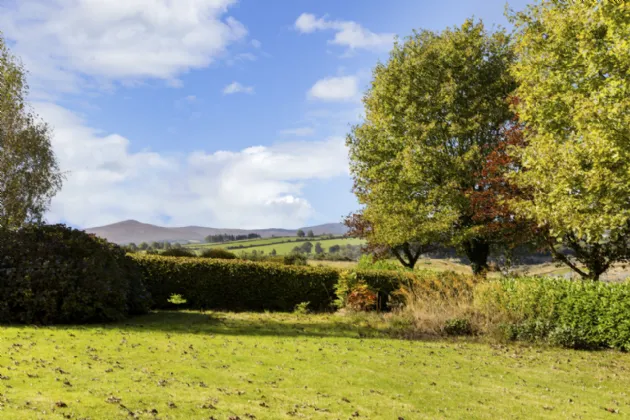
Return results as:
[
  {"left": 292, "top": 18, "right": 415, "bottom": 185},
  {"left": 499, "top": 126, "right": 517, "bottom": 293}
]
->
[
  {"left": 347, "top": 19, "right": 516, "bottom": 275},
  {"left": 0, "top": 224, "right": 150, "bottom": 324},
  {"left": 508, "top": 0, "right": 630, "bottom": 279},
  {"left": 476, "top": 277, "right": 630, "bottom": 350}
]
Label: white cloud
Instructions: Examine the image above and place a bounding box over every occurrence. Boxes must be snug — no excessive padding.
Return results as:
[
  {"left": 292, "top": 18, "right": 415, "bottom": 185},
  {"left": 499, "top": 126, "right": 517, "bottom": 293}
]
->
[
  {"left": 251, "top": 39, "right": 262, "bottom": 49},
  {"left": 279, "top": 127, "right": 315, "bottom": 137},
  {"left": 0, "top": 0, "right": 247, "bottom": 94},
  {"left": 308, "top": 76, "right": 359, "bottom": 101},
  {"left": 294, "top": 13, "right": 394, "bottom": 51},
  {"left": 36, "top": 103, "right": 348, "bottom": 228},
  {"left": 223, "top": 81, "right": 254, "bottom": 95}
]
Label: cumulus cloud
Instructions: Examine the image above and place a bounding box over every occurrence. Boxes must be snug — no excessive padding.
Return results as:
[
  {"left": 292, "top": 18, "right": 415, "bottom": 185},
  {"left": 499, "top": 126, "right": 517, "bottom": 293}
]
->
[
  {"left": 308, "top": 76, "right": 359, "bottom": 102},
  {"left": 294, "top": 13, "right": 394, "bottom": 51},
  {"left": 222, "top": 81, "right": 255, "bottom": 95},
  {"left": 36, "top": 103, "right": 348, "bottom": 229},
  {"left": 279, "top": 127, "right": 315, "bottom": 137},
  {"left": 0, "top": 0, "right": 247, "bottom": 93}
]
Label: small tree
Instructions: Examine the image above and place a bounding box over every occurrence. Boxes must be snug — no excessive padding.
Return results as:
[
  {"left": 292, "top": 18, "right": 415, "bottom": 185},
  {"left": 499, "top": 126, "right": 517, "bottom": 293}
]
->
[
  {"left": 139, "top": 242, "right": 149, "bottom": 250},
  {"left": 300, "top": 241, "right": 313, "bottom": 254},
  {"left": 150, "top": 241, "right": 161, "bottom": 250},
  {"left": 314, "top": 242, "right": 323, "bottom": 254},
  {"left": 307, "top": 230, "right": 315, "bottom": 238},
  {"left": 127, "top": 242, "right": 138, "bottom": 251},
  {"left": 0, "top": 35, "right": 63, "bottom": 229},
  {"left": 329, "top": 244, "right": 341, "bottom": 254},
  {"left": 270, "top": 248, "right": 277, "bottom": 256},
  {"left": 296, "top": 229, "right": 305, "bottom": 238},
  {"left": 173, "top": 242, "right": 182, "bottom": 249}
]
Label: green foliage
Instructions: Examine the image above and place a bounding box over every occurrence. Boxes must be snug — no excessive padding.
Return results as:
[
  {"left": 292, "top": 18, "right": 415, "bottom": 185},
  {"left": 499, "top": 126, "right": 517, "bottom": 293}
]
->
[
  {"left": 443, "top": 318, "right": 473, "bottom": 336},
  {"left": 293, "top": 301, "right": 310, "bottom": 315},
  {"left": 357, "top": 255, "right": 409, "bottom": 271},
  {"left": 283, "top": 253, "right": 308, "bottom": 266},
  {"left": 335, "top": 269, "right": 413, "bottom": 311},
  {"left": 162, "top": 248, "right": 197, "bottom": 257},
  {"left": 132, "top": 255, "right": 339, "bottom": 311},
  {"left": 0, "top": 35, "right": 63, "bottom": 229},
  {"left": 0, "top": 224, "right": 150, "bottom": 324},
  {"left": 167, "top": 294, "right": 187, "bottom": 305},
  {"left": 508, "top": 1, "right": 630, "bottom": 279},
  {"left": 475, "top": 277, "right": 630, "bottom": 350},
  {"left": 199, "top": 248, "right": 237, "bottom": 259},
  {"left": 296, "top": 229, "right": 305, "bottom": 238},
  {"left": 347, "top": 19, "right": 516, "bottom": 274}
]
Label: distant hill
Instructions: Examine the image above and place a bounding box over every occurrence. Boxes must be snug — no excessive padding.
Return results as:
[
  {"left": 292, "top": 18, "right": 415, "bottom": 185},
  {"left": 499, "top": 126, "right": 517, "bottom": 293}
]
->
[{"left": 84, "top": 220, "right": 348, "bottom": 244}]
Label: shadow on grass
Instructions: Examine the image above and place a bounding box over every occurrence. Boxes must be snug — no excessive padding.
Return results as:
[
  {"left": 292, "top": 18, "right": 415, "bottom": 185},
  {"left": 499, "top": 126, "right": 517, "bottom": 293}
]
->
[{"left": 3, "top": 311, "right": 416, "bottom": 341}]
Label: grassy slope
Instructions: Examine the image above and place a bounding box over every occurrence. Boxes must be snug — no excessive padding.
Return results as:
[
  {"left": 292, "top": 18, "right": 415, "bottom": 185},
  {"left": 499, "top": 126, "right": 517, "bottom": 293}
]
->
[
  {"left": 1, "top": 312, "right": 629, "bottom": 419},
  {"left": 185, "top": 236, "right": 301, "bottom": 249},
  {"left": 242, "top": 237, "right": 364, "bottom": 255}
]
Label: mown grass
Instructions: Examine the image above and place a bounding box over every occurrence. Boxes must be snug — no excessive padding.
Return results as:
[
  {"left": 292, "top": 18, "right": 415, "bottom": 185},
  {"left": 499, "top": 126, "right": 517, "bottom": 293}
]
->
[{"left": 1, "top": 311, "right": 629, "bottom": 419}]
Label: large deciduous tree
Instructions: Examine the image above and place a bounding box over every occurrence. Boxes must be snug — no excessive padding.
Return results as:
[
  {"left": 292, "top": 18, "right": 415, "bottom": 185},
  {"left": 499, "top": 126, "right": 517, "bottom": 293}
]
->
[
  {"left": 0, "top": 35, "right": 62, "bottom": 229},
  {"left": 347, "top": 19, "right": 516, "bottom": 275},
  {"left": 508, "top": 0, "right": 630, "bottom": 280}
]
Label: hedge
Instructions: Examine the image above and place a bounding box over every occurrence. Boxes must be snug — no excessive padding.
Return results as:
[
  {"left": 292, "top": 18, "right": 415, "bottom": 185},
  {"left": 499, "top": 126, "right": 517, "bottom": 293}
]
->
[
  {"left": 0, "top": 224, "right": 151, "bottom": 324},
  {"left": 132, "top": 255, "right": 413, "bottom": 312},
  {"left": 475, "top": 277, "right": 630, "bottom": 351},
  {"left": 132, "top": 255, "right": 341, "bottom": 311}
]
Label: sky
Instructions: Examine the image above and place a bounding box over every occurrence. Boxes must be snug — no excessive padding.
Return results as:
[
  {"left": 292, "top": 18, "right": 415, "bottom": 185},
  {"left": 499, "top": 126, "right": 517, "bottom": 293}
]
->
[{"left": 0, "top": 0, "right": 530, "bottom": 229}]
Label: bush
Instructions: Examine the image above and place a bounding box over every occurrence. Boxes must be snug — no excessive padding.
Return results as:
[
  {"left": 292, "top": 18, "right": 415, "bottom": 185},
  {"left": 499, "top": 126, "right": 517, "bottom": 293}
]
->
[
  {"left": 162, "top": 248, "right": 197, "bottom": 257},
  {"left": 199, "top": 248, "right": 237, "bottom": 259},
  {"left": 132, "top": 255, "right": 339, "bottom": 311},
  {"left": 0, "top": 224, "right": 150, "bottom": 324},
  {"left": 443, "top": 318, "right": 473, "bottom": 336},
  {"left": 284, "top": 253, "right": 308, "bottom": 266},
  {"left": 346, "top": 283, "right": 378, "bottom": 312},
  {"left": 335, "top": 269, "right": 414, "bottom": 310},
  {"left": 475, "top": 277, "right": 630, "bottom": 350}
]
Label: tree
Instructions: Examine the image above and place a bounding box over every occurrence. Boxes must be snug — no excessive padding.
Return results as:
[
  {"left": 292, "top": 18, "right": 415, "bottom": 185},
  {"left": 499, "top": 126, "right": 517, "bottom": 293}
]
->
[
  {"left": 163, "top": 241, "right": 172, "bottom": 250},
  {"left": 296, "top": 229, "right": 305, "bottom": 238},
  {"left": 347, "top": 19, "right": 516, "bottom": 275},
  {"left": 270, "top": 248, "right": 277, "bottom": 256},
  {"left": 307, "top": 230, "right": 314, "bottom": 238},
  {"left": 127, "top": 242, "right": 138, "bottom": 252},
  {"left": 508, "top": 1, "right": 630, "bottom": 280},
  {"left": 314, "top": 242, "right": 323, "bottom": 254},
  {"left": 0, "top": 35, "right": 63, "bottom": 229},
  {"left": 300, "top": 241, "right": 313, "bottom": 254},
  {"left": 329, "top": 244, "right": 341, "bottom": 254},
  {"left": 150, "top": 241, "right": 161, "bottom": 250},
  {"left": 173, "top": 242, "right": 182, "bottom": 249},
  {"left": 139, "top": 242, "right": 149, "bottom": 250},
  {"left": 291, "top": 245, "right": 303, "bottom": 254}
]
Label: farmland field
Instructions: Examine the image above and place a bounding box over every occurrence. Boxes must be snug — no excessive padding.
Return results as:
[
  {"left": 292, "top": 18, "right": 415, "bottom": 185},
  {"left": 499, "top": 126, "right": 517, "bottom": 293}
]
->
[
  {"left": 185, "top": 236, "right": 366, "bottom": 256},
  {"left": 1, "top": 311, "right": 629, "bottom": 419}
]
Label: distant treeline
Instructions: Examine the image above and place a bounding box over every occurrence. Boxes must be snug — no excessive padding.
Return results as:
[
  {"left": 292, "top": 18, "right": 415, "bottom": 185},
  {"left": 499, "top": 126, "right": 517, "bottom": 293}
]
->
[
  {"left": 225, "top": 234, "right": 338, "bottom": 251},
  {"left": 205, "top": 233, "right": 261, "bottom": 243}
]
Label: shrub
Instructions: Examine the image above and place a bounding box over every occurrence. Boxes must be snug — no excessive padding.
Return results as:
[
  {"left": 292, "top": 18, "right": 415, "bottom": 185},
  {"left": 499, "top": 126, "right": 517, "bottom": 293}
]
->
[
  {"left": 346, "top": 283, "right": 378, "bottom": 312},
  {"left": 199, "top": 248, "right": 237, "bottom": 259},
  {"left": 443, "top": 318, "right": 473, "bottom": 336},
  {"left": 162, "top": 247, "right": 197, "bottom": 257},
  {"left": 293, "top": 301, "right": 310, "bottom": 315},
  {"left": 474, "top": 277, "right": 630, "bottom": 350},
  {"left": 335, "top": 269, "right": 412, "bottom": 310},
  {"left": 0, "top": 224, "right": 150, "bottom": 324},
  {"left": 132, "top": 255, "right": 339, "bottom": 311},
  {"left": 284, "top": 253, "right": 308, "bottom": 266}
]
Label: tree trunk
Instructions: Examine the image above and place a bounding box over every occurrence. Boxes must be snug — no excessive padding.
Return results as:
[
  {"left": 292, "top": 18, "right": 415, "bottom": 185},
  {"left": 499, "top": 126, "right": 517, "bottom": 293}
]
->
[{"left": 463, "top": 238, "right": 490, "bottom": 276}]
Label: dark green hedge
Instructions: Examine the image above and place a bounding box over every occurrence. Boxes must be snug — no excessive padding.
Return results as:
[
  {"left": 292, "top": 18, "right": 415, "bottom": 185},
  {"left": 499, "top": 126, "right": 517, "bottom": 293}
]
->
[
  {"left": 132, "top": 255, "right": 341, "bottom": 311},
  {"left": 0, "top": 224, "right": 151, "bottom": 324}
]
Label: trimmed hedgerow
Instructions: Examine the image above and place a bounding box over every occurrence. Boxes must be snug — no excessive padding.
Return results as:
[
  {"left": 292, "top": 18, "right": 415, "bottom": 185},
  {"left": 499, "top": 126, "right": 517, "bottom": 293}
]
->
[
  {"left": 475, "top": 277, "right": 630, "bottom": 351},
  {"left": 0, "top": 224, "right": 151, "bottom": 324},
  {"left": 132, "top": 255, "right": 340, "bottom": 311}
]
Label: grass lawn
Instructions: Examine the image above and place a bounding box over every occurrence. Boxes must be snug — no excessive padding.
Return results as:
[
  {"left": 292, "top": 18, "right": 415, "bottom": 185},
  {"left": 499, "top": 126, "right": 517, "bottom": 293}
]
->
[{"left": 1, "top": 312, "right": 629, "bottom": 419}]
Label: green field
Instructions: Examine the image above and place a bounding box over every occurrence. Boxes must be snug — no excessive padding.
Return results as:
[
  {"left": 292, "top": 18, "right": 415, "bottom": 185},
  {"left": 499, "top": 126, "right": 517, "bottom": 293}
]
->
[
  {"left": 1, "top": 311, "right": 629, "bottom": 419},
  {"left": 185, "top": 236, "right": 366, "bottom": 256}
]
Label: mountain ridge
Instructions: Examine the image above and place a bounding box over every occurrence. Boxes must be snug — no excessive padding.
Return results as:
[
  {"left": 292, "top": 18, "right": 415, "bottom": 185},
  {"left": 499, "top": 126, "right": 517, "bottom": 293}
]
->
[{"left": 85, "top": 220, "right": 348, "bottom": 244}]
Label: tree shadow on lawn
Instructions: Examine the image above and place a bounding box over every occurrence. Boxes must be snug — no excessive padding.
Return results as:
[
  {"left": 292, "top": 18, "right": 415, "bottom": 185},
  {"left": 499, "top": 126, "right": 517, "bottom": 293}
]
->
[
  {"left": 4, "top": 310, "right": 426, "bottom": 341},
  {"left": 117, "top": 310, "right": 409, "bottom": 340}
]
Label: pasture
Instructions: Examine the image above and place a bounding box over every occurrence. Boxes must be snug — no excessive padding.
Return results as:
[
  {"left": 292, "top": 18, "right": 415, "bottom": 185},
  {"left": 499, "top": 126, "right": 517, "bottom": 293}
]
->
[
  {"left": 2, "top": 311, "right": 629, "bottom": 419},
  {"left": 186, "top": 236, "right": 366, "bottom": 256}
]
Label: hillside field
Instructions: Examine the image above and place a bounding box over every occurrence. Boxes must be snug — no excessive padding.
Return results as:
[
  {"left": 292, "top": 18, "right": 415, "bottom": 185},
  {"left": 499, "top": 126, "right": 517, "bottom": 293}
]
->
[
  {"left": 186, "top": 236, "right": 365, "bottom": 256},
  {"left": 1, "top": 311, "right": 629, "bottom": 419}
]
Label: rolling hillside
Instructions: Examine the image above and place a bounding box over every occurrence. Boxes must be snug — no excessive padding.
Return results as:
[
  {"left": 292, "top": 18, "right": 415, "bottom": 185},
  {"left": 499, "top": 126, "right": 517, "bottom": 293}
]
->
[{"left": 85, "top": 219, "right": 348, "bottom": 244}]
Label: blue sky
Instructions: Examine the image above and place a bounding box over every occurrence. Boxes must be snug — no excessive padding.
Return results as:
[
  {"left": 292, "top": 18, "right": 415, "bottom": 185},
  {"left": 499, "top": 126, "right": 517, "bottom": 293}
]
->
[{"left": 1, "top": 0, "right": 529, "bottom": 229}]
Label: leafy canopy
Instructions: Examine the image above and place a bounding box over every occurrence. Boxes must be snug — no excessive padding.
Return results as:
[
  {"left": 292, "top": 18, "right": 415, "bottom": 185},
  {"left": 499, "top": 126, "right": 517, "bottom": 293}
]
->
[{"left": 347, "top": 19, "right": 516, "bottom": 273}]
